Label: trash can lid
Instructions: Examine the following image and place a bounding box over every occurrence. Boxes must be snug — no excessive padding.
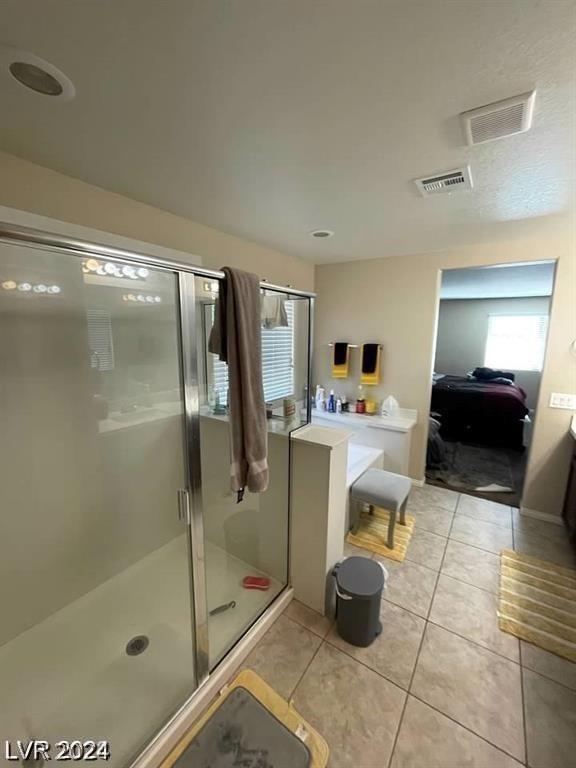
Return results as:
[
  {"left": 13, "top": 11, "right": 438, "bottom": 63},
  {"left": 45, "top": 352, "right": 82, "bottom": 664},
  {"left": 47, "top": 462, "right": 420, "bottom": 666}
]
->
[{"left": 336, "top": 556, "right": 384, "bottom": 599}]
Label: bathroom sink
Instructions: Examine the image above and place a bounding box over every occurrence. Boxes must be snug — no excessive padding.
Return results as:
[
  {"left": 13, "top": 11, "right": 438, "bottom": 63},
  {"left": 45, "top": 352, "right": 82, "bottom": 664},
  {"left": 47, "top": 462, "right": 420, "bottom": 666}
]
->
[{"left": 111, "top": 408, "right": 164, "bottom": 424}]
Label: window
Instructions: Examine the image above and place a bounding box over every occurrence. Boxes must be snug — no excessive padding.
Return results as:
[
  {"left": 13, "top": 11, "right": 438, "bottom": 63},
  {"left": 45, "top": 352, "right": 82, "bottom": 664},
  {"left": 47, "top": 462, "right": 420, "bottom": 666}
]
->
[
  {"left": 209, "top": 301, "right": 295, "bottom": 404},
  {"left": 484, "top": 314, "right": 548, "bottom": 372},
  {"left": 87, "top": 308, "right": 115, "bottom": 371}
]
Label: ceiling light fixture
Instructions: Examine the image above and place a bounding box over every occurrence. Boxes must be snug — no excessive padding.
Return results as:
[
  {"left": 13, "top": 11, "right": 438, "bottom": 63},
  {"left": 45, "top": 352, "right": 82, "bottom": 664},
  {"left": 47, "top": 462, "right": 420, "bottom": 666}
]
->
[
  {"left": 1, "top": 279, "right": 62, "bottom": 295},
  {"left": 82, "top": 259, "right": 148, "bottom": 282},
  {"left": 0, "top": 46, "right": 75, "bottom": 101},
  {"left": 9, "top": 62, "right": 63, "bottom": 96},
  {"left": 122, "top": 293, "right": 162, "bottom": 304},
  {"left": 310, "top": 230, "right": 334, "bottom": 239}
]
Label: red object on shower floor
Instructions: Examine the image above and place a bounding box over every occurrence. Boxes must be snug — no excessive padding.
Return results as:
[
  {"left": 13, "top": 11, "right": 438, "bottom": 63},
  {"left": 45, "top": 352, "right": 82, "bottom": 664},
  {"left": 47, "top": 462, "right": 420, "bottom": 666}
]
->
[{"left": 242, "top": 576, "right": 271, "bottom": 591}]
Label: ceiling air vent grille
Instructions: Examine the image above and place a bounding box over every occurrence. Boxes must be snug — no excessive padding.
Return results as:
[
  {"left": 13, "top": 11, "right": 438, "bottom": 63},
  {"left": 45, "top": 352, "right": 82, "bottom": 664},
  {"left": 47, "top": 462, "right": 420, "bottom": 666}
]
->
[
  {"left": 414, "top": 167, "right": 473, "bottom": 197},
  {"left": 461, "top": 91, "right": 536, "bottom": 145}
]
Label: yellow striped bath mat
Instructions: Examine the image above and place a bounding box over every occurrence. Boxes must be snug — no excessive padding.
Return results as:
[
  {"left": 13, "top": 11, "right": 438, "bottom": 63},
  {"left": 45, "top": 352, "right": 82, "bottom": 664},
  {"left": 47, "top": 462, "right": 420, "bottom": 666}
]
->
[
  {"left": 346, "top": 507, "right": 415, "bottom": 562},
  {"left": 498, "top": 548, "right": 576, "bottom": 662}
]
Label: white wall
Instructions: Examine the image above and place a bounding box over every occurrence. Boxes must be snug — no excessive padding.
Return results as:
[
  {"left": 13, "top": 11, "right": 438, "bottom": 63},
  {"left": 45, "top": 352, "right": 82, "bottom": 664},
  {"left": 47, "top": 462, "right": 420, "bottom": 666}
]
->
[{"left": 435, "top": 296, "right": 551, "bottom": 410}]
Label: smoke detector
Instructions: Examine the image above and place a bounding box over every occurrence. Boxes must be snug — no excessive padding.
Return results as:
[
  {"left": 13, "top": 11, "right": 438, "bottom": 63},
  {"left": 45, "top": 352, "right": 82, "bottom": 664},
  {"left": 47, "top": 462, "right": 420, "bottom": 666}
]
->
[
  {"left": 414, "top": 166, "right": 473, "bottom": 197},
  {"left": 0, "top": 46, "right": 75, "bottom": 101},
  {"left": 461, "top": 91, "right": 536, "bottom": 146}
]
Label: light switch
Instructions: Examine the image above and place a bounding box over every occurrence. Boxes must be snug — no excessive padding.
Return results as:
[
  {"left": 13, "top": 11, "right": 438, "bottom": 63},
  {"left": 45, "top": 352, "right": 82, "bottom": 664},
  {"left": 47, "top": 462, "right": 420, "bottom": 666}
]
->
[{"left": 549, "top": 392, "right": 576, "bottom": 410}]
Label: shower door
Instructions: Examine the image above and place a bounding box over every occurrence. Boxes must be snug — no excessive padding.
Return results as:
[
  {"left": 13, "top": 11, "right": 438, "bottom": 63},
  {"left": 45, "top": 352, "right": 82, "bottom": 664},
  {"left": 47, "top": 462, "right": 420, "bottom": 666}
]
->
[
  {"left": 193, "top": 275, "right": 311, "bottom": 667},
  {"left": 0, "top": 240, "right": 197, "bottom": 767},
  {"left": 0, "top": 225, "right": 312, "bottom": 767}
]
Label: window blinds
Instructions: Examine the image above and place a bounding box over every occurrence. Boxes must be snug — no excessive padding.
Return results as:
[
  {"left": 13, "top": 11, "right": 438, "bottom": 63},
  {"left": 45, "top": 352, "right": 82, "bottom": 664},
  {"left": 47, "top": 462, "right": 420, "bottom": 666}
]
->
[
  {"left": 211, "top": 301, "right": 295, "bottom": 404},
  {"left": 87, "top": 308, "right": 115, "bottom": 372},
  {"left": 484, "top": 314, "right": 548, "bottom": 372}
]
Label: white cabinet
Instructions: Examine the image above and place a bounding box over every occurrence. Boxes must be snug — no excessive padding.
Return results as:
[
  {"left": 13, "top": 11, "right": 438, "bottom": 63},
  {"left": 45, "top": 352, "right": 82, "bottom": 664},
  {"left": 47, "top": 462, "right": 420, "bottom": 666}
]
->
[{"left": 312, "top": 409, "right": 417, "bottom": 477}]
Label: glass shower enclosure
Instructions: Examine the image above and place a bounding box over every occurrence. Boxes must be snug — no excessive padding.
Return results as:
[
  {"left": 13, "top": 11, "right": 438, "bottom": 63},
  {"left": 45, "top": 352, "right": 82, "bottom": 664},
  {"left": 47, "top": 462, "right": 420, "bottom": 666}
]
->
[{"left": 0, "top": 224, "right": 313, "bottom": 767}]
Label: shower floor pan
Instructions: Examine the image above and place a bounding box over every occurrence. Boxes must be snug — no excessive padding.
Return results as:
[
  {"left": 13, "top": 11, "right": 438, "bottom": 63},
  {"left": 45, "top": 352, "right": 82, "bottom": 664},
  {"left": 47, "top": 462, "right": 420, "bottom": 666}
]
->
[{"left": 0, "top": 535, "right": 281, "bottom": 768}]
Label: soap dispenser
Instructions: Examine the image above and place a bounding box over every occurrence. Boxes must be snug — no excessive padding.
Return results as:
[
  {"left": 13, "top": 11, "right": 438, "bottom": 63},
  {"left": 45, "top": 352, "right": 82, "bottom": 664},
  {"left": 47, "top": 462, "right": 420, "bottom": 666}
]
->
[{"left": 328, "top": 389, "right": 336, "bottom": 413}]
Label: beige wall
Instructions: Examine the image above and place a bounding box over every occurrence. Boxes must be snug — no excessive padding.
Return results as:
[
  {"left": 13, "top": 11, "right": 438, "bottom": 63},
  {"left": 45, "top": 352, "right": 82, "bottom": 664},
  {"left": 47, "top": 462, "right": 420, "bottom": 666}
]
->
[
  {"left": 0, "top": 151, "right": 314, "bottom": 291},
  {"left": 314, "top": 217, "right": 576, "bottom": 518},
  {"left": 435, "top": 296, "right": 551, "bottom": 410}
]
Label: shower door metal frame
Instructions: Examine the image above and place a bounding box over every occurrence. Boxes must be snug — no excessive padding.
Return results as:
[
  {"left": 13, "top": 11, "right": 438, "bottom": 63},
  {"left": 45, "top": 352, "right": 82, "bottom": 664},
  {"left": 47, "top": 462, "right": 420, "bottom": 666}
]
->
[
  {"left": 0, "top": 221, "right": 316, "bottom": 692},
  {"left": 177, "top": 272, "right": 210, "bottom": 685},
  {"left": 0, "top": 222, "right": 315, "bottom": 298}
]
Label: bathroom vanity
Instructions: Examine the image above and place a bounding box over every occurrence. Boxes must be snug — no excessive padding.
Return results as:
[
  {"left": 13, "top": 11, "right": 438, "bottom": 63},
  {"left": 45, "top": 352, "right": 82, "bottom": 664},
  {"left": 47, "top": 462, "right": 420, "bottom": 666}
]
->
[{"left": 312, "top": 408, "right": 417, "bottom": 477}]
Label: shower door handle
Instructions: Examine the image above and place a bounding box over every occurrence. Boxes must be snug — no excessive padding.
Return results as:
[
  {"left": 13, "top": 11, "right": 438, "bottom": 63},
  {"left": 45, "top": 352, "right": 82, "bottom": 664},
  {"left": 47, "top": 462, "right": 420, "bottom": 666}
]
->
[{"left": 177, "top": 488, "right": 191, "bottom": 524}]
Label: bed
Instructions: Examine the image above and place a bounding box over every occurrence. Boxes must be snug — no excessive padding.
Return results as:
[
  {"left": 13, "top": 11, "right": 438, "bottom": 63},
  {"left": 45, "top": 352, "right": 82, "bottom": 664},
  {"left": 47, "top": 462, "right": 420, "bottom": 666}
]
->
[{"left": 431, "top": 374, "right": 529, "bottom": 450}]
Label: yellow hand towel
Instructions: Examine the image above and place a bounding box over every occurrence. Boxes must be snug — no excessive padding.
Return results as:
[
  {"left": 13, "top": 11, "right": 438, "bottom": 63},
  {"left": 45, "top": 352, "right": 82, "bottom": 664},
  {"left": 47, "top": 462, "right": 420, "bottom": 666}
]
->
[
  {"left": 332, "top": 342, "right": 350, "bottom": 379},
  {"left": 360, "top": 343, "right": 381, "bottom": 385}
]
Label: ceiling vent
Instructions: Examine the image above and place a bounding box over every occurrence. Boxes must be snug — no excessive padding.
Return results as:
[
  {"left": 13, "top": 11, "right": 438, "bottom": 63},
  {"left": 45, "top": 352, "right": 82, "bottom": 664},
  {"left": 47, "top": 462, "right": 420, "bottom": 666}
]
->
[
  {"left": 414, "top": 166, "right": 473, "bottom": 197},
  {"left": 461, "top": 91, "right": 536, "bottom": 145}
]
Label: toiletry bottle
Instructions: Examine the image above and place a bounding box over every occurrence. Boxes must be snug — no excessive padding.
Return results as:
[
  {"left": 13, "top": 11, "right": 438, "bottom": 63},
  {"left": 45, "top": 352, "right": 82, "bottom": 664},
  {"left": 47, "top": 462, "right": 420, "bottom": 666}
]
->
[
  {"left": 336, "top": 397, "right": 342, "bottom": 414},
  {"left": 315, "top": 385, "right": 325, "bottom": 411},
  {"left": 328, "top": 389, "right": 335, "bottom": 413},
  {"left": 356, "top": 385, "right": 366, "bottom": 414}
]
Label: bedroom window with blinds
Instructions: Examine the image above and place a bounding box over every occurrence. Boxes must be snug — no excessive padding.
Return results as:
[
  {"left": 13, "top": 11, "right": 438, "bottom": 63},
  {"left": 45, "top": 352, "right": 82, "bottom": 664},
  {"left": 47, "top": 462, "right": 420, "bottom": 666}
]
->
[
  {"left": 210, "top": 301, "right": 295, "bottom": 404},
  {"left": 484, "top": 314, "right": 548, "bottom": 372}
]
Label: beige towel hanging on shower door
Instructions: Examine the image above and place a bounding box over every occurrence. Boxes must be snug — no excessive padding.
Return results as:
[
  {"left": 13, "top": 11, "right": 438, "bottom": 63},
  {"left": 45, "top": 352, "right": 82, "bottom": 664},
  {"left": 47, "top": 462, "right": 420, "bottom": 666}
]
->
[{"left": 209, "top": 266, "right": 269, "bottom": 498}]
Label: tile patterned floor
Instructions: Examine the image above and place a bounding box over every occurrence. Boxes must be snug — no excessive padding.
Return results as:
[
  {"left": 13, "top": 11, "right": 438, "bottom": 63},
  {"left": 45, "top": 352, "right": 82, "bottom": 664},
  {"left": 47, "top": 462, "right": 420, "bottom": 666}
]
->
[{"left": 234, "top": 486, "right": 576, "bottom": 768}]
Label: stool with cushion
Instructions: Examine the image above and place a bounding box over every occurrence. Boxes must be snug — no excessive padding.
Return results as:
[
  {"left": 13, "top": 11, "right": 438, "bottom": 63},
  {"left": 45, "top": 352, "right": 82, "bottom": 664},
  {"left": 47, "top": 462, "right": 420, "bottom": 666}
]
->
[{"left": 349, "top": 468, "right": 412, "bottom": 549}]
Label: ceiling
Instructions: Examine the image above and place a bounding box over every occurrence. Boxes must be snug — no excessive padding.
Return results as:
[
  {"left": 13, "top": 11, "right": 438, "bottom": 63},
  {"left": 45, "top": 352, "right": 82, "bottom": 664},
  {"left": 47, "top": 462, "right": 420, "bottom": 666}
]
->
[
  {"left": 440, "top": 262, "right": 556, "bottom": 300},
  {"left": 0, "top": 0, "right": 574, "bottom": 264}
]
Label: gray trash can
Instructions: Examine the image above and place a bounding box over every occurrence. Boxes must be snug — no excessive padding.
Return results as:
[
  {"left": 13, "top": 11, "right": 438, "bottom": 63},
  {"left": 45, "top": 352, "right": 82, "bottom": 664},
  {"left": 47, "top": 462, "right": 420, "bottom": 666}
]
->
[{"left": 333, "top": 556, "right": 387, "bottom": 647}]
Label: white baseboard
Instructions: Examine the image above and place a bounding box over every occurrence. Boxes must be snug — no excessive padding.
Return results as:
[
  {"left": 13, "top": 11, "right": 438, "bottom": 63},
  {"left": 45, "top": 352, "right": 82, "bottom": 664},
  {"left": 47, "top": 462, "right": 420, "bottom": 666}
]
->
[
  {"left": 130, "top": 587, "right": 293, "bottom": 768},
  {"left": 519, "top": 506, "right": 564, "bottom": 526}
]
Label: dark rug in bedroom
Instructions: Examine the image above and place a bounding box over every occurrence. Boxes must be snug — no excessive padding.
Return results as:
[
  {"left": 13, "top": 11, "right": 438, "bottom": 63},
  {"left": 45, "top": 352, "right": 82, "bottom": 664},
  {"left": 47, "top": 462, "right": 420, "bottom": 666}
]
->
[{"left": 426, "top": 441, "right": 526, "bottom": 507}]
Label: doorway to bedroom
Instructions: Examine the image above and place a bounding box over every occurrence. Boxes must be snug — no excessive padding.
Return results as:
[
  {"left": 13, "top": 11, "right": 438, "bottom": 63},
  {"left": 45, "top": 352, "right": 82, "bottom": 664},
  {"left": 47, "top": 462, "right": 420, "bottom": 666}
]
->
[{"left": 427, "top": 261, "right": 556, "bottom": 508}]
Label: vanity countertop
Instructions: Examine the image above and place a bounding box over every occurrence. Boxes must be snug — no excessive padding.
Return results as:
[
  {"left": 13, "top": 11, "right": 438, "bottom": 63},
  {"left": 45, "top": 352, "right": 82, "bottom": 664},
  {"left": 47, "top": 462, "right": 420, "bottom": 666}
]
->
[
  {"left": 200, "top": 408, "right": 304, "bottom": 437},
  {"left": 290, "top": 423, "right": 353, "bottom": 449},
  {"left": 347, "top": 443, "right": 384, "bottom": 487},
  {"left": 99, "top": 403, "right": 305, "bottom": 436},
  {"left": 99, "top": 401, "right": 182, "bottom": 434},
  {"left": 312, "top": 408, "right": 417, "bottom": 433}
]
